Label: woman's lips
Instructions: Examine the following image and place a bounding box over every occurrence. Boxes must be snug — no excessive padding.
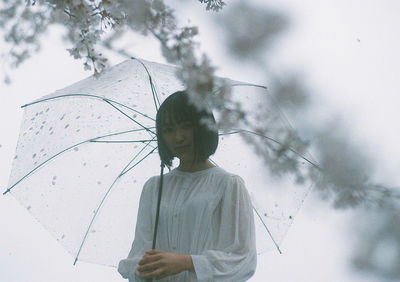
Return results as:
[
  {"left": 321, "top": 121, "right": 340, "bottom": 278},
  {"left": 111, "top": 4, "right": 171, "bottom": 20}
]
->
[{"left": 174, "top": 145, "right": 191, "bottom": 152}]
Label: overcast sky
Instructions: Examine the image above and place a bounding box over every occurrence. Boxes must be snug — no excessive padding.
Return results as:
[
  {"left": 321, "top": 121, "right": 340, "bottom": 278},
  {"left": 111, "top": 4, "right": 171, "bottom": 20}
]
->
[{"left": 1, "top": 1, "right": 399, "bottom": 281}]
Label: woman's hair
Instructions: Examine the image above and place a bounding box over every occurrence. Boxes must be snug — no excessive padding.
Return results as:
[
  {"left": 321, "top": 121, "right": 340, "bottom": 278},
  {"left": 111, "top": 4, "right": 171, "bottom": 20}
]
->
[{"left": 156, "top": 90, "right": 219, "bottom": 166}]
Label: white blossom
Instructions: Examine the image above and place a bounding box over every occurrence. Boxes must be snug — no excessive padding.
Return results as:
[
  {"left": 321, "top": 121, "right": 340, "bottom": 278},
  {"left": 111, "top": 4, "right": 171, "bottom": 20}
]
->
[{"left": 1, "top": 0, "right": 400, "bottom": 280}]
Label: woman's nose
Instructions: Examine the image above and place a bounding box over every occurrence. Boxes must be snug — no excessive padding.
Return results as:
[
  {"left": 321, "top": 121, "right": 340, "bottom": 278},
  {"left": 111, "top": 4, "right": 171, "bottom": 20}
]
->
[{"left": 174, "top": 129, "right": 185, "bottom": 142}]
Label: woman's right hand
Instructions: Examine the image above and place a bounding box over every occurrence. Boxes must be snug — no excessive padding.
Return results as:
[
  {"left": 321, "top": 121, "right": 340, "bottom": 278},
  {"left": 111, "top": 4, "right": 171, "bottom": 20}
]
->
[{"left": 136, "top": 249, "right": 194, "bottom": 280}]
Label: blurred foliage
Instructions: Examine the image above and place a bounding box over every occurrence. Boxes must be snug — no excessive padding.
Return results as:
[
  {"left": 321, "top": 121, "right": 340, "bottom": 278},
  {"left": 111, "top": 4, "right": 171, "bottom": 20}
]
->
[{"left": 1, "top": 0, "right": 399, "bottom": 280}]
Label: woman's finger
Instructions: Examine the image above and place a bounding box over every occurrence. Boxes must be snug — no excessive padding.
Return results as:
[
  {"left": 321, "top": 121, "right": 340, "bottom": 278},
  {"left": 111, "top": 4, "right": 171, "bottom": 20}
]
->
[
  {"left": 137, "top": 260, "right": 161, "bottom": 272},
  {"left": 139, "top": 267, "right": 164, "bottom": 279},
  {"left": 138, "top": 253, "right": 161, "bottom": 265}
]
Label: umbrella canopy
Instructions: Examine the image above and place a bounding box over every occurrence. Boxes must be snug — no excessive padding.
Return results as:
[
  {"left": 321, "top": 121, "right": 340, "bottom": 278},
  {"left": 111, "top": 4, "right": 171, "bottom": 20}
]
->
[{"left": 4, "top": 57, "right": 315, "bottom": 267}]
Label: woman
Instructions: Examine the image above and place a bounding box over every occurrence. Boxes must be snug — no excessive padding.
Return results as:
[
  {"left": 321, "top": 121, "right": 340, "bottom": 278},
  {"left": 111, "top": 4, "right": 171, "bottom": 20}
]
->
[{"left": 118, "top": 91, "right": 257, "bottom": 281}]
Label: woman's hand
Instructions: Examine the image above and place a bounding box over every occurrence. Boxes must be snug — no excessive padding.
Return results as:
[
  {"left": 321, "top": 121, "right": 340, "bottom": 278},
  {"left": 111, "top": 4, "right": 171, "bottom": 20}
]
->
[{"left": 136, "top": 249, "right": 194, "bottom": 280}]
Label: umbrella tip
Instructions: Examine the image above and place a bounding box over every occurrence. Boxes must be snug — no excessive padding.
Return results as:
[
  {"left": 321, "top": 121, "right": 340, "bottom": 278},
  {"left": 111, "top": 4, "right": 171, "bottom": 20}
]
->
[
  {"left": 3, "top": 188, "right": 10, "bottom": 195},
  {"left": 73, "top": 257, "right": 78, "bottom": 266}
]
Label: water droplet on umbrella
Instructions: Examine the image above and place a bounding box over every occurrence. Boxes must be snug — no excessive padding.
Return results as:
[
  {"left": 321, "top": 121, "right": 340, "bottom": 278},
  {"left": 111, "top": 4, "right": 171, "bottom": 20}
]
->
[
  {"left": 97, "top": 181, "right": 101, "bottom": 185},
  {"left": 50, "top": 132, "right": 54, "bottom": 135},
  {"left": 35, "top": 131, "right": 39, "bottom": 135},
  {"left": 83, "top": 162, "right": 87, "bottom": 166},
  {"left": 264, "top": 213, "right": 267, "bottom": 217},
  {"left": 105, "top": 164, "right": 108, "bottom": 168},
  {"left": 74, "top": 147, "right": 79, "bottom": 151},
  {"left": 34, "top": 161, "right": 37, "bottom": 165},
  {"left": 49, "top": 127, "right": 53, "bottom": 131},
  {"left": 35, "top": 112, "right": 39, "bottom": 116},
  {"left": 40, "top": 125, "right": 44, "bottom": 129},
  {"left": 289, "top": 215, "right": 293, "bottom": 219},
  {"left": 29, "top": 127, "right": 33, "bottom": 130},
  {"left": 14, "top": 155, "right": 18, "bottom": 159},
  {"left": 32, "top": 153, "right": 36, "bottom": 158},
  {"left": 40, "top": 148, "right": 44, "bottom": 152},
  {"left": 118, "top": 79, "right": 122, "bottom": 82},
  {"left": 76, "top": 115, "right": 80, "bottom": 119},
  {"left": 52, "top": 181, "right": 56, "bottom": 185},
  {"left": 61, "top": 234, "right": 65, "bottom": 239},
  {"left": 76, "top": 129, "right": 80, "bottom": 132},
  {"left": 46, "top": 108, "right": 50, "bottom": 112},
  {"left": 60, "top": 114, "right": 66, "bottom": 120},
  {"left": 39, "top": 111, "right": 43, "bottom": 115},
  {"left": 97, "top": 115, "right": 101, "bottom": 119},
  {"left": 91, "top": 230, "right": 96, "bottom": 233},
  {"left": 43, "top": 153, "right": 47, "bottom": 156},
  {"left": 53, "top": 176, "right": 57, "bottom": 180},
  {"left": 27, "top": 206, "right": 31, "bottom": 210},
  {"left": 65, "top": 124, "right": 69, "bottom": 129},
  {"left": 132, "top": 114, "right": 137, "bottom": 118},
  {"left": 23, "top": 132, "right": 27, "bottom": 136},
  {"left": 42, "top": 121, "right": 46, "bottom": 124},
  {"left": 31, "top": 117, "right": 35, "bottom": 121}
]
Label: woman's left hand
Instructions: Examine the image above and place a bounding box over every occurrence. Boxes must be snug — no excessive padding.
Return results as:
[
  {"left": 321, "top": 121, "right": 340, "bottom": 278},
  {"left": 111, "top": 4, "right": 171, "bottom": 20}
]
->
[{"left": 136, "top": 249, "right": 193, "bottom": 280}]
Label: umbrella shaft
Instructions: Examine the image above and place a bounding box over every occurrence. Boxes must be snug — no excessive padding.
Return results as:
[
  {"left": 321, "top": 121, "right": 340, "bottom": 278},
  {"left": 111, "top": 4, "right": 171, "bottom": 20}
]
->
[{"left": 147, "top": 164, "right": 165, "bottom": 282}]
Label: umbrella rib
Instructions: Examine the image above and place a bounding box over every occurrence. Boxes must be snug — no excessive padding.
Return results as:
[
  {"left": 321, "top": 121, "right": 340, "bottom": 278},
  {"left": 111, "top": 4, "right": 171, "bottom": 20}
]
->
[
  {"left": 133, "top": 57, "right": 161, "bottom": 110},
  {"left": 119, "top": 136, "right": 158, "bottom": 177},
  {"left": 102, "top": 99, "right": 156, "bottom": 136},
  {"left": 3, "top": 129, "right": 155, "bottom": 195},
  {"left": 209, "top": 158, "right": 218, "bottom": 167},
  {"left": 224, "top": 83, "right": 319, "bottom": 168},
  {"left": 211, "top": 149, "right": 283, "bottom": 254},
  {"left": 119, "top": 144, "right": 158, "bottom": 177},
  {"left": 261, "top": 86, "right": 320, "bottom": 166},
  {"left": 89, "top": 139, "right": 155, "bottom": 144},
  {"left": 211, "top": 144, "right": 284, "bottom": 254},
  {"left": 223, "top": 129, "right": 321, "bottom": 170},
  {"left": 73, "top": 139, "right": 157, "bottom": 265},
  {"left": 230, "top": 83, "right": 267, "bottom": 89},
  {"left": 253, "top": 206, "right": 282, "bottom": 254},
  {"left": 21, "top": 94, "right": 155, "bottom": 122}
]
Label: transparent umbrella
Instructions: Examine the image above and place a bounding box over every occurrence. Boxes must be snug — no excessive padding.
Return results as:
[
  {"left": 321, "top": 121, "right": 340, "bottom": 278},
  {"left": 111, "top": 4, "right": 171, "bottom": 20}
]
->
[{"left": 3, "top": 57, "right": 317, "bottom": 267}]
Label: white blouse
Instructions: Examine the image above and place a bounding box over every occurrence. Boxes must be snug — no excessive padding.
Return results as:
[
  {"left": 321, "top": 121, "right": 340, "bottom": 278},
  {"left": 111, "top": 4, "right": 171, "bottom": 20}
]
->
[{"left": 118, "top": 166, "right": 257, "bottom": 281}]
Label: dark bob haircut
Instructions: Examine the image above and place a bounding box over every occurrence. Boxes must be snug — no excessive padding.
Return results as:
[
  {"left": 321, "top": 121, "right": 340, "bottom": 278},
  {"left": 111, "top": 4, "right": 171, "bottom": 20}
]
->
[{"left": 156, "top": 90, "right": 219, "bottom": 167}]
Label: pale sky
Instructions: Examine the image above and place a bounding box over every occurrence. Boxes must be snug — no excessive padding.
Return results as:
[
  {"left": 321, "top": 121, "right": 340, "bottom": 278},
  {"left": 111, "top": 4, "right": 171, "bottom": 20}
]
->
[{"left": 1, "top": 1, "right": 399, "bottom": 281}]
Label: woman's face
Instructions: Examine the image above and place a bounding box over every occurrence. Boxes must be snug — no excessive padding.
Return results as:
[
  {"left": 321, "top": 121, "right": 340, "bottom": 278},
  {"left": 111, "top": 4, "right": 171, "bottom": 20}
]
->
[{"left": 161, "top": 117, "right": 195, "bottom": 163}]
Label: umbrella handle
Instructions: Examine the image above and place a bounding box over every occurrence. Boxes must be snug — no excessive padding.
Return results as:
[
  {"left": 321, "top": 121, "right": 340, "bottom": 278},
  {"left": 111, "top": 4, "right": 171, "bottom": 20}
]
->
[
  {"left": 152, "top": 163, "right": 165, "bottom": 249},
  {"left": 147, "top": 163, "right": 165, "bottom": 282}
]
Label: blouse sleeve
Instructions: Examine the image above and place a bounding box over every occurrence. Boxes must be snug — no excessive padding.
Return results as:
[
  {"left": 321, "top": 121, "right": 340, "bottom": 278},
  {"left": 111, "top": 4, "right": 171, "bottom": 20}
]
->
[
  {"left": 118, "top": 177, "right": 156, "bottom": 281},
  {"left": 191, "top": 175, "right": 257, "bottom": 281}
]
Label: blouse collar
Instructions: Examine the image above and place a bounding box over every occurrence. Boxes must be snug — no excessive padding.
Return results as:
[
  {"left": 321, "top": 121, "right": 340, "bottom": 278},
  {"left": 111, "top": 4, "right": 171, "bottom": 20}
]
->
[{"left": 169, "top": 166, "right": 221, "bottom": 177}]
